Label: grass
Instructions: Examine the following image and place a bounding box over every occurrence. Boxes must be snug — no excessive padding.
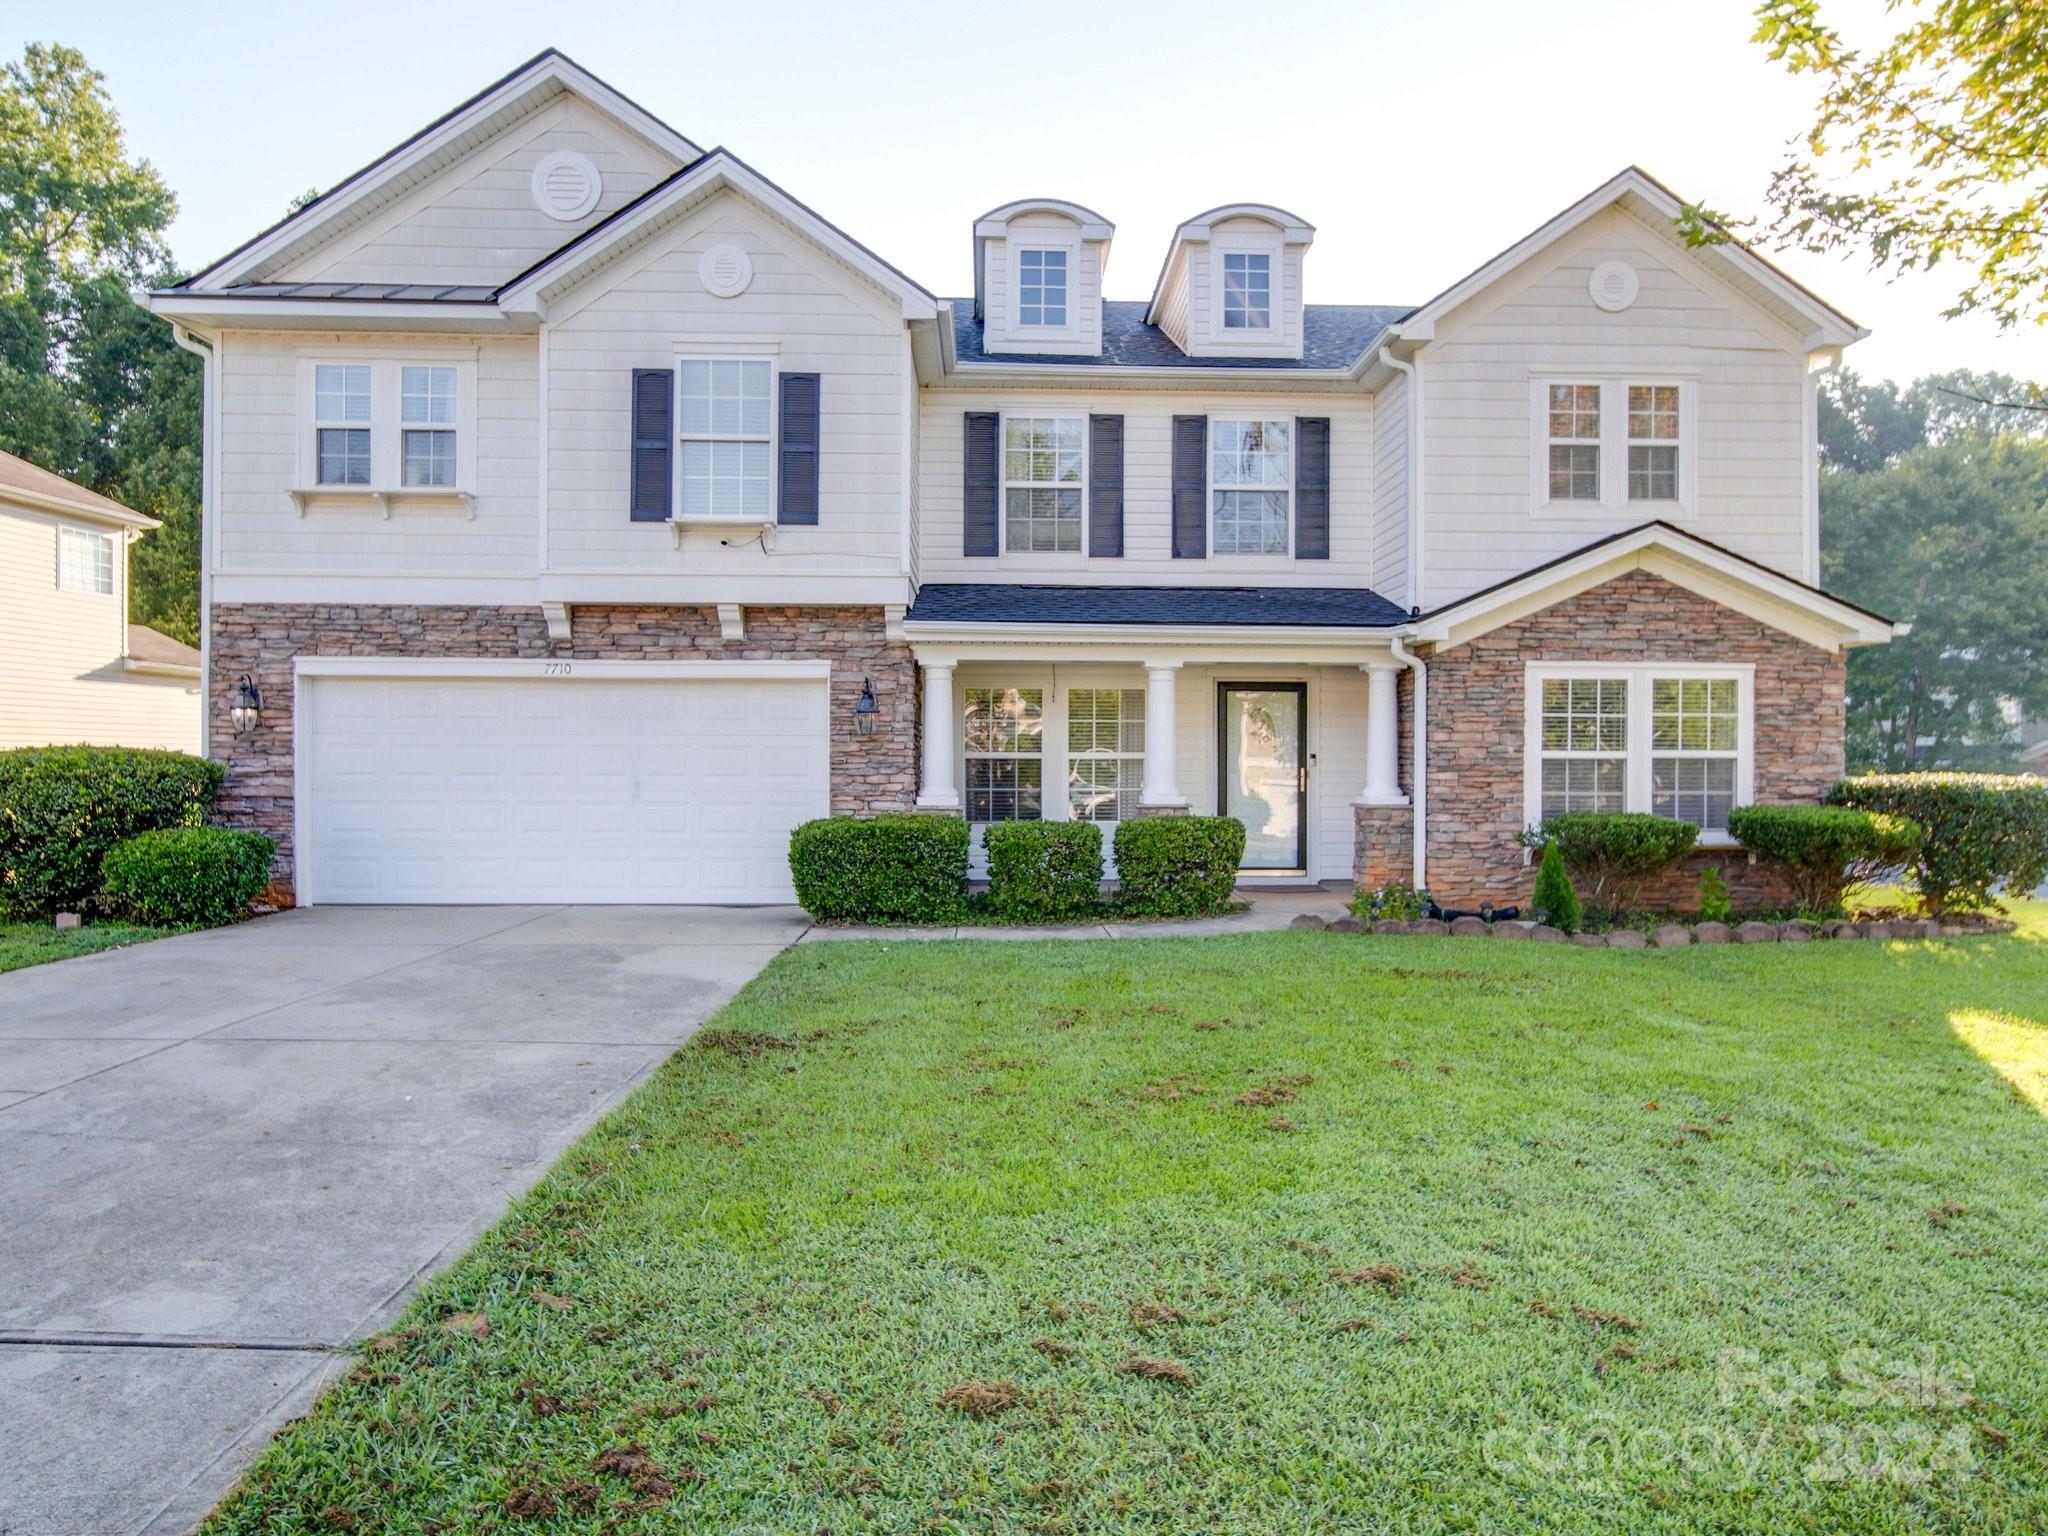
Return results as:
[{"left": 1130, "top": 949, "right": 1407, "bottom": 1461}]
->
[
  {"left": 206, "top": 900, "right": 2048, "bottom": 1534},
  {"left": 0, "top": 919, "right": 173, "bottom": 973}
]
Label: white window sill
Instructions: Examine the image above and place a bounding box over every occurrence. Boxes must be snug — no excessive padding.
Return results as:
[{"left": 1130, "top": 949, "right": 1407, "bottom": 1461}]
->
[
  {"left": 1533, "top": 497, "right": 1693, "bottom": 519},
  {"left": 669, "top": 514, "right": 778, "bottom": 550},
  {"left": 289, "top": 486, "right": 476, "bottom": 520}
]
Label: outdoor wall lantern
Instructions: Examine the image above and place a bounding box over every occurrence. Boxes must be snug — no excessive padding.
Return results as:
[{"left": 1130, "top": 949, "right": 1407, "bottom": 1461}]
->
[
  {"left": 229, "top": 674, "right": 264, "bottom": 734},
  {"left": 853, "top": 677, "right": 879, "bottom": 737}
]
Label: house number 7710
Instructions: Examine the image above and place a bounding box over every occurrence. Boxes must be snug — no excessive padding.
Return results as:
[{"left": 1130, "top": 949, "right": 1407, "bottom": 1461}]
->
[{"left": 542, "top": 662, "right": 573, "bottom": 676}]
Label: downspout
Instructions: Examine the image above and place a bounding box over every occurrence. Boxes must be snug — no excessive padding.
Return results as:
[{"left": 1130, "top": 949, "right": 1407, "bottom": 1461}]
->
[
  {"left": 1389, "top": 634, "right": 1427, "bottom": 891},
  {"left": 1378, "top": 345, "right": 1424, "bottom": 611},
  {"left": 169, "top": 323, "right": 214, "bottom": 758}
]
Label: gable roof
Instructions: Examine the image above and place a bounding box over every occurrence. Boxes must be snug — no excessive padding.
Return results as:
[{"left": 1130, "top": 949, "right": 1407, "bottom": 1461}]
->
[
  {"left": 0, "top": 450, "right": 157, "bottom": 529},
  {"left": 177, "top": 49, "right": 701, "bottom": 291}
]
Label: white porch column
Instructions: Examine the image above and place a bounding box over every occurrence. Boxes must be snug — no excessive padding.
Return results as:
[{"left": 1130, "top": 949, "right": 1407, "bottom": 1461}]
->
[
  {"left": 916, "top": 658, "right": 960, "bottom": 809},
  {"left": 1357, "top": 661, "right": 1408, "bottom": 806},
  {"left": 1140, "top": 660, "right": 1188, "bottom": 809}
]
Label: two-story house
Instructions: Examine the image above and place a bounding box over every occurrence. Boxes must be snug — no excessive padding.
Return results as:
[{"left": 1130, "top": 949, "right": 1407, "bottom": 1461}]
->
[{"left": 148, "top": 50, "right": 1899, "bottom": 909}]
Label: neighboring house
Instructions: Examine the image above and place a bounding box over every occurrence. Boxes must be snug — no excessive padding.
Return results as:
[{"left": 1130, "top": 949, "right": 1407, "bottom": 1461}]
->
[
  {"left": 147, "top": 50, "right": 1899, "bottom": 908},
  {"left": 0, "top": 450, "right": 201, "bottom": 754}
]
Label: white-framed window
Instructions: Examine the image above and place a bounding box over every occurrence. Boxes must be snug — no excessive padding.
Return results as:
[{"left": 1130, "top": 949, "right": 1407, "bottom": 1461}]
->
[
  {"left": 1212, "top": 418, "right": 1291, "bottom": 555},
  {"left": 678, "top": 358, "right": 773, "bottom": 522},
  {"left": 1546, "top": 384, "right": 1602, "bottom": 502},
  {"left": 1003, "top": 416, "right": 1084, "bottom": 553},
  {"left": 1628, "top": 384, "right": 1681, "bottom": 502},
  {"left": 314, "top": 363, "right": 372, "bottom": 486},
  {"left": 1067, "top": 687, "right": 1145, "bottom": 822},
  {"left": 1221, "top": 251, "right": 1271, "bottom": 329},
  {"left": 1530, "top": 377, "right": 1693, "bottom": 514},
  {"left": 400, "top": 365, "right": 457, "bottom": 488},
  {"left": 1524, "top": 663, "right": 1754, "bottom": 841},
  {"left": 57, "top": 525, "right": 114, "bottom": 595},
  {"left": 964, "top": 686, "right": 1044, "bottom": 822},
  {"left": 1017, "top": 248, "right": 1068, "bottom": 327}
]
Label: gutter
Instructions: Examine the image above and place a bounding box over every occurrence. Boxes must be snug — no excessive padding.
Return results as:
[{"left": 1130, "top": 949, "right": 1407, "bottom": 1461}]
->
[
  {"left": 1389, "top": 633, "right": 1428, "bottom": 891},
  {"left": 168, "top": 323, "right": 215, "bottom": 757},
  {"left": 900, "top": 620, "right": 1405, "bottom": 645}
]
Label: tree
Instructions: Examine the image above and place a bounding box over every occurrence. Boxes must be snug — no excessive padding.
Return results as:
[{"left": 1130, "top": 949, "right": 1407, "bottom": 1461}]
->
[
  {"left": 1819, "top": 367, "right": 2048, "bottom": 472},
  {"left": 0, "top": 43, "right": 198, "bottom": 643},
  {"left": 1684, "top": 1, "right": 2048, "bottom": 329},
  {"left": 1822, "top": 436, "right": 2048, "bottom": 770}
]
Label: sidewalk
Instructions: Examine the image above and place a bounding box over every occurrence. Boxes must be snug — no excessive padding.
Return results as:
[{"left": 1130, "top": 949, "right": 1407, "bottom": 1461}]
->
[{"left": 795, "top": 886, "right": 1354, "bottom": 943}]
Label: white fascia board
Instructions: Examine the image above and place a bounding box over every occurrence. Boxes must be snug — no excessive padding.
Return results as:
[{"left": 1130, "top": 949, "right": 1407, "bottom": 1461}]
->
[
  {"left": 144, "top": 294, "right": 535, "bottom": 333},
  {"left": 295, "top": 656, "right": 829, "bottom": 681},
  {"left": 1, "top": 488, "right": 157, "bottom": 531},
  {"left": 499, "top": 153, "right": 939, "bottom": 321},
  {"left": 189, "top": 54, "right": 700, "bottom": 290}
]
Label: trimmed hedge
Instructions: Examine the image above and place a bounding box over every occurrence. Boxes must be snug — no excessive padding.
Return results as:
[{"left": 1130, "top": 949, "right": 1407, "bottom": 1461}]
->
[
  {"left": 1113, "top": 816, "right": 1245, "bottom": 917},
  {"left": 100, "top": 827, "right": 275, "bottom": 928},
  {"left": 0, "top": 746, "right": 224, "bottom": 919},
  {"left": 788, "top": 814, "right": 968, "bottom": 922},
  {"left": 1828, "top": 772, "right": 2048, "bottom": 914},
  {"left": 1727, "top": 803, "right": 1924, "bottom": 917},
  {"left": 1524, "top": 812, "right": 1698, "bottom": 915},
  {"left": 985, "top": 820, "right": 1103, "bottom": 920}
]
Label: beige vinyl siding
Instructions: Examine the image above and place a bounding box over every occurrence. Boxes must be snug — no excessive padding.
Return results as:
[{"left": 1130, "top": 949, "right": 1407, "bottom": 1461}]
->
[
  {"left": 1420, "top": 207, "right": 1811, "bottom": 609},
  {"left": 0, "top": 502, "right": 198, "bottom": 752},
  {"left": 1154, "top": 262, "right": 1190, "bottom": 353},
  {"left": 274, "top": 97, "right": 679, "bottom": 288},
  {"left": 213, "top": 331, "right": 539, "bottom": 576},
  {"left": 918, "top": 387, "right": 1376, "bottom": 587},
  {"left": 981, "top": 212, "right": 1104, "bottom": 355},
  {"left": 1372, "top": 371, "right": 1409, "bottom": 607},
  {"left": 1182, "top": 220, "right": 1305, "bottom": 358},
  {"left": 544, "top": 194, "right": 905, "bottom": 574}
]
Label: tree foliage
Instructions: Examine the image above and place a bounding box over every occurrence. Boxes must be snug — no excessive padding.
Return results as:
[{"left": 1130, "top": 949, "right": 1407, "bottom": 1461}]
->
[
  {"left": 1818, "top": 366, "right": 2048, "bottom": 473},
  {"left": 0, "top": 44, "right": 198, "bottom": 643},
  {"left": 1684, "top": 0, "right": 2048, "bottom": 328}
]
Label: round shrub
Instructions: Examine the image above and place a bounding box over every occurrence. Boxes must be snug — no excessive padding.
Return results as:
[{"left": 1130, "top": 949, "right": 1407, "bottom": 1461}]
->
[
  {"left": 1727, "top": 803, "right": 1924, "bottom": 917},
  {"left": 984, "top": 821, "right": 1103, "bottom": 921},
  {"left": 1112, "top": 816, "right": 1245, "bottom": 917},
  {"left": 99, "top": 827, "right": 275, "bottom": 928},
  {"left": 0, "top": 746, "right": 225, "bottom": 918},
  {"left": 1521, "top": 812, "right": 1698, "bottom": 916},
  {"left": 788, "top": 814, "right": 968, "bottom": 922},
  {"left": 1827, "top": 772, "right": 2048, "bottom": 914}
]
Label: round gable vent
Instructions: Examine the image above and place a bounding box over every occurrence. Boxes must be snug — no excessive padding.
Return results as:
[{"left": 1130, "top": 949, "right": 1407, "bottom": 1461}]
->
[
  {"left": 1589, "top": 260, "right": 1640, "bottom": 313},
  {"left": 699, "top": 243, "right": 754, "bottom": 298},
  {"left": 531, "top": 152, "right": 601, "bottom": 222}
]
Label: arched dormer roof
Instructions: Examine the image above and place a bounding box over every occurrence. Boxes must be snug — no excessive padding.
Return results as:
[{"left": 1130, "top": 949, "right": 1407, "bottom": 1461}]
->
[
  {"left": 972, "top": 198, "right": 1115, "bottom": 324},
  {"left": 1146, "top": 204, "right": 1314, "bottom": 325}
]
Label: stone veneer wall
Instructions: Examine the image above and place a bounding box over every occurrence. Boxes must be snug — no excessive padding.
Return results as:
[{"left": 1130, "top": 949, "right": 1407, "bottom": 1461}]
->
[
  {"left": 1419, "top": 570, "right": 1846, "bottom": 910},
  {"left": 209, "top": 604, "right": 916, "bottom": 901}
]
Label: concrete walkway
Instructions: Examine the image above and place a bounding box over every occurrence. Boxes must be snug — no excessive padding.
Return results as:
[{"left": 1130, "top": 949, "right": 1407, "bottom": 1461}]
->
[
  {"left": 796, "top": 886, "right": 1354, "bottom": 943},
  {"left": 0, "top": 904, "right": 804, "bottom": 1536}
]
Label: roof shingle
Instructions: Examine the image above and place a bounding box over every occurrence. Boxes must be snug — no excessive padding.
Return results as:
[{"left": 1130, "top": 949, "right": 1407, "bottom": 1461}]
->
[
  {"left": 906, "top": 583, "right": 1408, "bottom": 628},
  {"left": 949, "top": 299, "right": 1411, "bottom": 370}
]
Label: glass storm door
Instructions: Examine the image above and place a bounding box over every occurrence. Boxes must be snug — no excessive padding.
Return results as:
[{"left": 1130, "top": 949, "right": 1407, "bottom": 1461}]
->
[{"left": 1219, "top": 684, "right": 1306, "bottom": 872}]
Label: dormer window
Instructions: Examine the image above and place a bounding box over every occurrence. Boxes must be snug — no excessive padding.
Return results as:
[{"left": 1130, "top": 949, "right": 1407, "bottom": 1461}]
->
[
  {"left": 1017, "top": 248, "right": 1068, "bottom": 327},
  {"left": 1221, "top": 252, "right": 1271, "bottom": 330}
]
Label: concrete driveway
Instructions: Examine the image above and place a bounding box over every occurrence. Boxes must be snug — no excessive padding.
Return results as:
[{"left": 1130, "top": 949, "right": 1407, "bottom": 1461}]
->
[{"left": 0, "top": 904, "right": 804, "bottom": 1536}]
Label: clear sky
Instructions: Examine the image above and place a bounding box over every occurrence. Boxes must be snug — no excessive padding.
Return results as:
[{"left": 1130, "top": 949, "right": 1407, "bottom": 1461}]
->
[{"left": 14, "top": 0, "right": 2044, "bottom": 385}]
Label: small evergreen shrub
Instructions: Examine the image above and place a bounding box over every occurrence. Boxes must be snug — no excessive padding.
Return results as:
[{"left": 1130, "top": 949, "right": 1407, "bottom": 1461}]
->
[
  {"left": 1695, "top": 865, "right": 1734, "bottom": 924},
  {"left": 984, "top": 820, "right": 1103, "bottom": 920},
  {"left": 0, "top": 746, "right": 225, "bottom": 918},
  {"left": 1521, "top": 813, "right": 1698, "bottom": 916},
  {"left": 99, "top": 827, "right": 274, "bottom": 928},
  {"left": 1530, "top": 840, "right": 1581, "bottom": 932},
  {"left": 1728, "top": 803, "right": 1924, "bottom": 918},
  {"left": 1353, "top": 880, "right": 1431, "bottom": 922},
  {"left": 1827, "top": 772, "right": 2048, "bottom": 914},
  {"left": 1113, "top": 816, "right": 1245, "bottom": 917},
  {"left": 788, "top": 814, "right": 969, "bottom": 922}
]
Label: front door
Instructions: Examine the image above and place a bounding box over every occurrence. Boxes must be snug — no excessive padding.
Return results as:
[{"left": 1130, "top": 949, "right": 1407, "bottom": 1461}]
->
[{"left": 1218, "top": 683, "right": 1307, "bottom": 873}]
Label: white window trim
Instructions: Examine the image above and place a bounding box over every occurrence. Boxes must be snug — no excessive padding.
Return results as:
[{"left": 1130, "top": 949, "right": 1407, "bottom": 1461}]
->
[
  {"left": 1529, "top": 374, "right": 1697, "bottom": 517},
  {"left": 674, "top": 353, "right": 778, "bottom": 529},
  {"left": 1523, "top": 662, "right": 1754, "bottom": 847},
  {"left": 997, "top": 410, "right": 1089, "bottom": 563},
  {"left": 1213, "top": 245, "right": 1277, "bottom": 335},
  {"left": 1208, "top": 414, "right": 1294, "bottom": 560},
  {"left": 57, "top": 523, "right": 116, "bottom": 596},
  {"left": 312, "top": 363, "right": 373, "bottom": 487},
  {"left": 292, "top": 352, "right": 479, "bottom": 515},
  {"left": 398, "top": 365, "right": 460, "bottom": 489},
  {"left": 960, "top": 678, "right": 1049, "bottom": 827},
  {"left": 1012, "top": 241, "right": 1077, "bottom": 333},
  {"left": 1064, "top": 683, "right": 1148, "bottom": 825}
]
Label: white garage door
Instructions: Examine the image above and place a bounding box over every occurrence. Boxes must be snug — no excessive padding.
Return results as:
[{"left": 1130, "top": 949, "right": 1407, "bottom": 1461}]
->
[{"left": 299, "top": 667, "right": 829, "bottom": 904}]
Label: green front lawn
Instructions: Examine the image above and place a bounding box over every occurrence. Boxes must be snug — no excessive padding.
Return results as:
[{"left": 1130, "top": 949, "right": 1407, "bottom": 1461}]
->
[
  {"left": 209, "top": 902, "right": 2048, "bottom": 1534},
  {"left": 0, "top": 920, "right": 173, "bottom": 973}
]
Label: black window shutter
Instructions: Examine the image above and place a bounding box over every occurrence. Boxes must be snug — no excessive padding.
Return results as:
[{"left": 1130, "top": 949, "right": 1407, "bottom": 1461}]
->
[
  {"left": 1088, "top": 414, "right": 1123, "bottom": 557},
  {"left": 778, "top": 372, "right": 821, "bottom": 525},
  {"left": 963, "top": 412, "right": 1000, "bottom": 557},
  {"left": 1171, "top": 415, "right": 1207, "bottom": 559},
  {"left": 1295, "top": 416, "right": 1331, "bottom": 559},
  {"left": 629, "top": 368, "right": 672, "bottom": 522}
]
